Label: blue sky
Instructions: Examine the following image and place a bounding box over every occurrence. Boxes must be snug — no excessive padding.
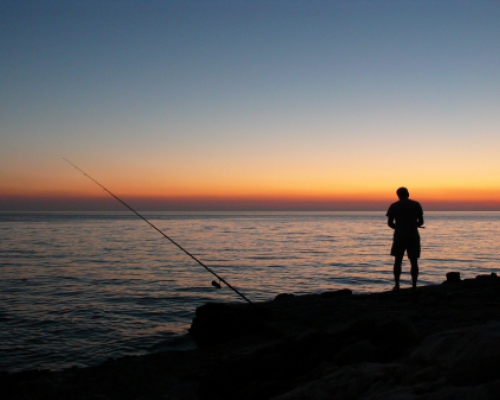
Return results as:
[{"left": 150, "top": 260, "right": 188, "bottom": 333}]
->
[{"left": 1, "top": 0, "right": 500, "bottom": 210}]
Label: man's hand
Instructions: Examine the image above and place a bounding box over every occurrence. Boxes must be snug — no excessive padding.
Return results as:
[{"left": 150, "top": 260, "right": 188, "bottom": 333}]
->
[{"left": 388, "top": 217, "right": 396, "bottom": 229}]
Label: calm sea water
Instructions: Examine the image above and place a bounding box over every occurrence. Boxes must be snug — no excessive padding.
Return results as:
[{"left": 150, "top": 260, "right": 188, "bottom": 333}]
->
[{"left": 1, "top": 211, "right": 499, "bottom": 372}]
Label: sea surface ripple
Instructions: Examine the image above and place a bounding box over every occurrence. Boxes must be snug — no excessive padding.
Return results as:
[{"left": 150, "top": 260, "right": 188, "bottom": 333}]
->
[{"left": 1, "top": 211, "right": 499, "bottom": 371}]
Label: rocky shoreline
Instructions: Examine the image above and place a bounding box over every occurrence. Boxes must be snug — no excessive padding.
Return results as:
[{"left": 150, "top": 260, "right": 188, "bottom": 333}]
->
[{"left": 4, "top": 273, "right": 500, "bottom": 399}]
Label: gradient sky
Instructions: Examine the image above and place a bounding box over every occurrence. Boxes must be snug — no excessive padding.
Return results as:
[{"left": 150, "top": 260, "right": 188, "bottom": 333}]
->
[{"left": 1, "top": 0, "right": 499, "bottom": 211}]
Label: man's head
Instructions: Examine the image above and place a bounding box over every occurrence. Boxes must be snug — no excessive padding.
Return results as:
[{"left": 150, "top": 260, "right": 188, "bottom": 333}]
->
[{"left": 396, "top": 187, "right": 410, "bottom": 199}]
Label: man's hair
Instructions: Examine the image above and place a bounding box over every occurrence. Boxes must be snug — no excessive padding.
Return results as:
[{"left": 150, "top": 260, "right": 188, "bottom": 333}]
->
[{"left": 396, "top": 187, "right": 410, "bottom": 199}]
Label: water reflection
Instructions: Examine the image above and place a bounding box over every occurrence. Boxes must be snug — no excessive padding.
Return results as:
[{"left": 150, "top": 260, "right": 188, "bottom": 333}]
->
[{"left": 0, "top": 211, "right": 499, "bottom": 371}]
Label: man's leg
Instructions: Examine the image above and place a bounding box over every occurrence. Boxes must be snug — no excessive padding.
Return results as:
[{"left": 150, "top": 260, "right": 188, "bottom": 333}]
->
[
  {"left": 410, "top": 258, "right": 419, "bottom": 289},
  {"left": 393, "top": 255, "right": 403, "bottom": 290}
]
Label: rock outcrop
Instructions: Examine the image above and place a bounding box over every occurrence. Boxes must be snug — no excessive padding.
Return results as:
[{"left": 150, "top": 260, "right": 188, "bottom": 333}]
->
[{"left": 4, "top": 274, "right": 500, "bottom": 399}]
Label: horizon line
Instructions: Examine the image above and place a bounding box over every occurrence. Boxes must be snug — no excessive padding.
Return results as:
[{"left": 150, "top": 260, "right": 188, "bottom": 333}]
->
[{"left": 1, "top": 194, "right": 500, "bottom": 212}]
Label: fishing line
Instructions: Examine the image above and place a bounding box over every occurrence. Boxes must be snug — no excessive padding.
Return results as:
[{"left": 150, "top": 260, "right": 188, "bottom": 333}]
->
[{"left": 63, "top": 158, "right": 253, "bottom": 305}]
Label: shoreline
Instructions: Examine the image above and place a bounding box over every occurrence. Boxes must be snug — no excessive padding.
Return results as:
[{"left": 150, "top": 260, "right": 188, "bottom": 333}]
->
[{"left": 4, "top": 273, "right": 500, "bottom": 399}]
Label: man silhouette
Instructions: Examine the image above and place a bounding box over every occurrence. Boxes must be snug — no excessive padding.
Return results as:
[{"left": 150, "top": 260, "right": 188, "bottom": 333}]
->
[{"left": 386, "top": 187, "right": 424, "bottom": 291}]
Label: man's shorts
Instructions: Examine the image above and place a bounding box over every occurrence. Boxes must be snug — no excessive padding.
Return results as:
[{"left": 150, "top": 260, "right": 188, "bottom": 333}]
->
[{"left": 390, "top": 235, "right": 421, "bottom": 259}]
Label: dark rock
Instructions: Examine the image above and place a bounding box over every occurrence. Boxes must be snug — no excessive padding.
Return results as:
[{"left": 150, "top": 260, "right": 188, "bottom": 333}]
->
[
  {"left": 445, "top": 272, "right": 461, "bottom": 283},
  {"left": 401, "top": 365, "right": 442, "bottom": 385},
  {"left": 189, "top": 302, "right": 271, "bottom": 347},
  {"left": 426, "top": 385, "right": 489, "bottom": 400},
  {"left": 8, "top": 274, "right": 500, "bottom": 400},
  {"left": 334, "top": 340, "right": 378, "bottom": 365},
  {"left": 274, "top": 293, "right": 295, "bottom": 301},
  {"left": 484, "top": 379, "right": 500, "bottom": 399},
  {"left": 320, "top": 289, "right": 352, "bottom": 298},
  {"left": 410, "top": 322, "right": 500, "bottom": 385},
  {"left": 475, "top": 273, "right": 499, "bottom": 284},
  {"left": 370, "top": 317, "right": 419, "bottom": 346}
]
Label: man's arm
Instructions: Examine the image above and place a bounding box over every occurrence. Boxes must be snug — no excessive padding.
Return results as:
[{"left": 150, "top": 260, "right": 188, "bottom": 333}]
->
[
  {"left": 388, "top": 216, "right": 396, "bottom": 229},
  {"left": 417, "top": 203, "right": 424, "bottom": 227}
]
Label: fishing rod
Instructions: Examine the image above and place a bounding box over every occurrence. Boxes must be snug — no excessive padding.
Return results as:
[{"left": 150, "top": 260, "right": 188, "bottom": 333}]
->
[{"left": 63, "top": 158, "right": 253, "bottom": 305}]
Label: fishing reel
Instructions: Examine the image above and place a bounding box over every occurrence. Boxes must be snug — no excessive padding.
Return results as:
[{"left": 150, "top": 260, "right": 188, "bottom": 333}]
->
[{"left": 211, "top": 280, "right": 222, "bottom": 289}]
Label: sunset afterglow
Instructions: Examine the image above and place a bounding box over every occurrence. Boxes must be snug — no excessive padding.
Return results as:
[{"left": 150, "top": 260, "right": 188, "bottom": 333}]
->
[{"left": 1, "top": 1, "right": 499, "bottom": 211}]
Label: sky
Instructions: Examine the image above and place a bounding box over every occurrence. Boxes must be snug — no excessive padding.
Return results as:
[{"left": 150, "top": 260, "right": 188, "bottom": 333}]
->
[{"left": 1, "top": 0, "right": 499, "bottom": 211}]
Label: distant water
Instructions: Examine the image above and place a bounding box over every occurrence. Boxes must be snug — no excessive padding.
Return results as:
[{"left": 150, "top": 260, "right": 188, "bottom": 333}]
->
[{"left": 1, "top": 211, "right": 499, "bottom": 372}]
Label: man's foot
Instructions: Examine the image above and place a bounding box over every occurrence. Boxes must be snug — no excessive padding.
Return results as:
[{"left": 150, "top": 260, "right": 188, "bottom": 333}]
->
[{"left": 392, "top": 284, "right": 400, "bottom": 292}]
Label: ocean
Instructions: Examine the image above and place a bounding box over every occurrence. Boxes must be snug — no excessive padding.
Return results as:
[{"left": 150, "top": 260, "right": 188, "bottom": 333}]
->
[{"left": 1, "top": 211, "right": 499, "bottom": 372}]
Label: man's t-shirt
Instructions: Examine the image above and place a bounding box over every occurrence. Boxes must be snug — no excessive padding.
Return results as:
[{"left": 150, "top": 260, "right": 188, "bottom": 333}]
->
[{"left": 386, "top": 199, "right": 423, "bottom": 239}]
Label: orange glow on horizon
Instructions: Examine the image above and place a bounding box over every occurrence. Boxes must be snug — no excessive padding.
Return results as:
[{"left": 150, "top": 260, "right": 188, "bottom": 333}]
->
[
  {"left": 2, "top": 162, "right": 500, "bottom": 211},
  {"left": 2, "top": 186, "right": 500, "bottom": 211},
  {"left": 2, "top": 181, "right": 500, "bottom": 202},
  {"left": 3, "top": 156, "right": 500, "bottom": 209}
]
